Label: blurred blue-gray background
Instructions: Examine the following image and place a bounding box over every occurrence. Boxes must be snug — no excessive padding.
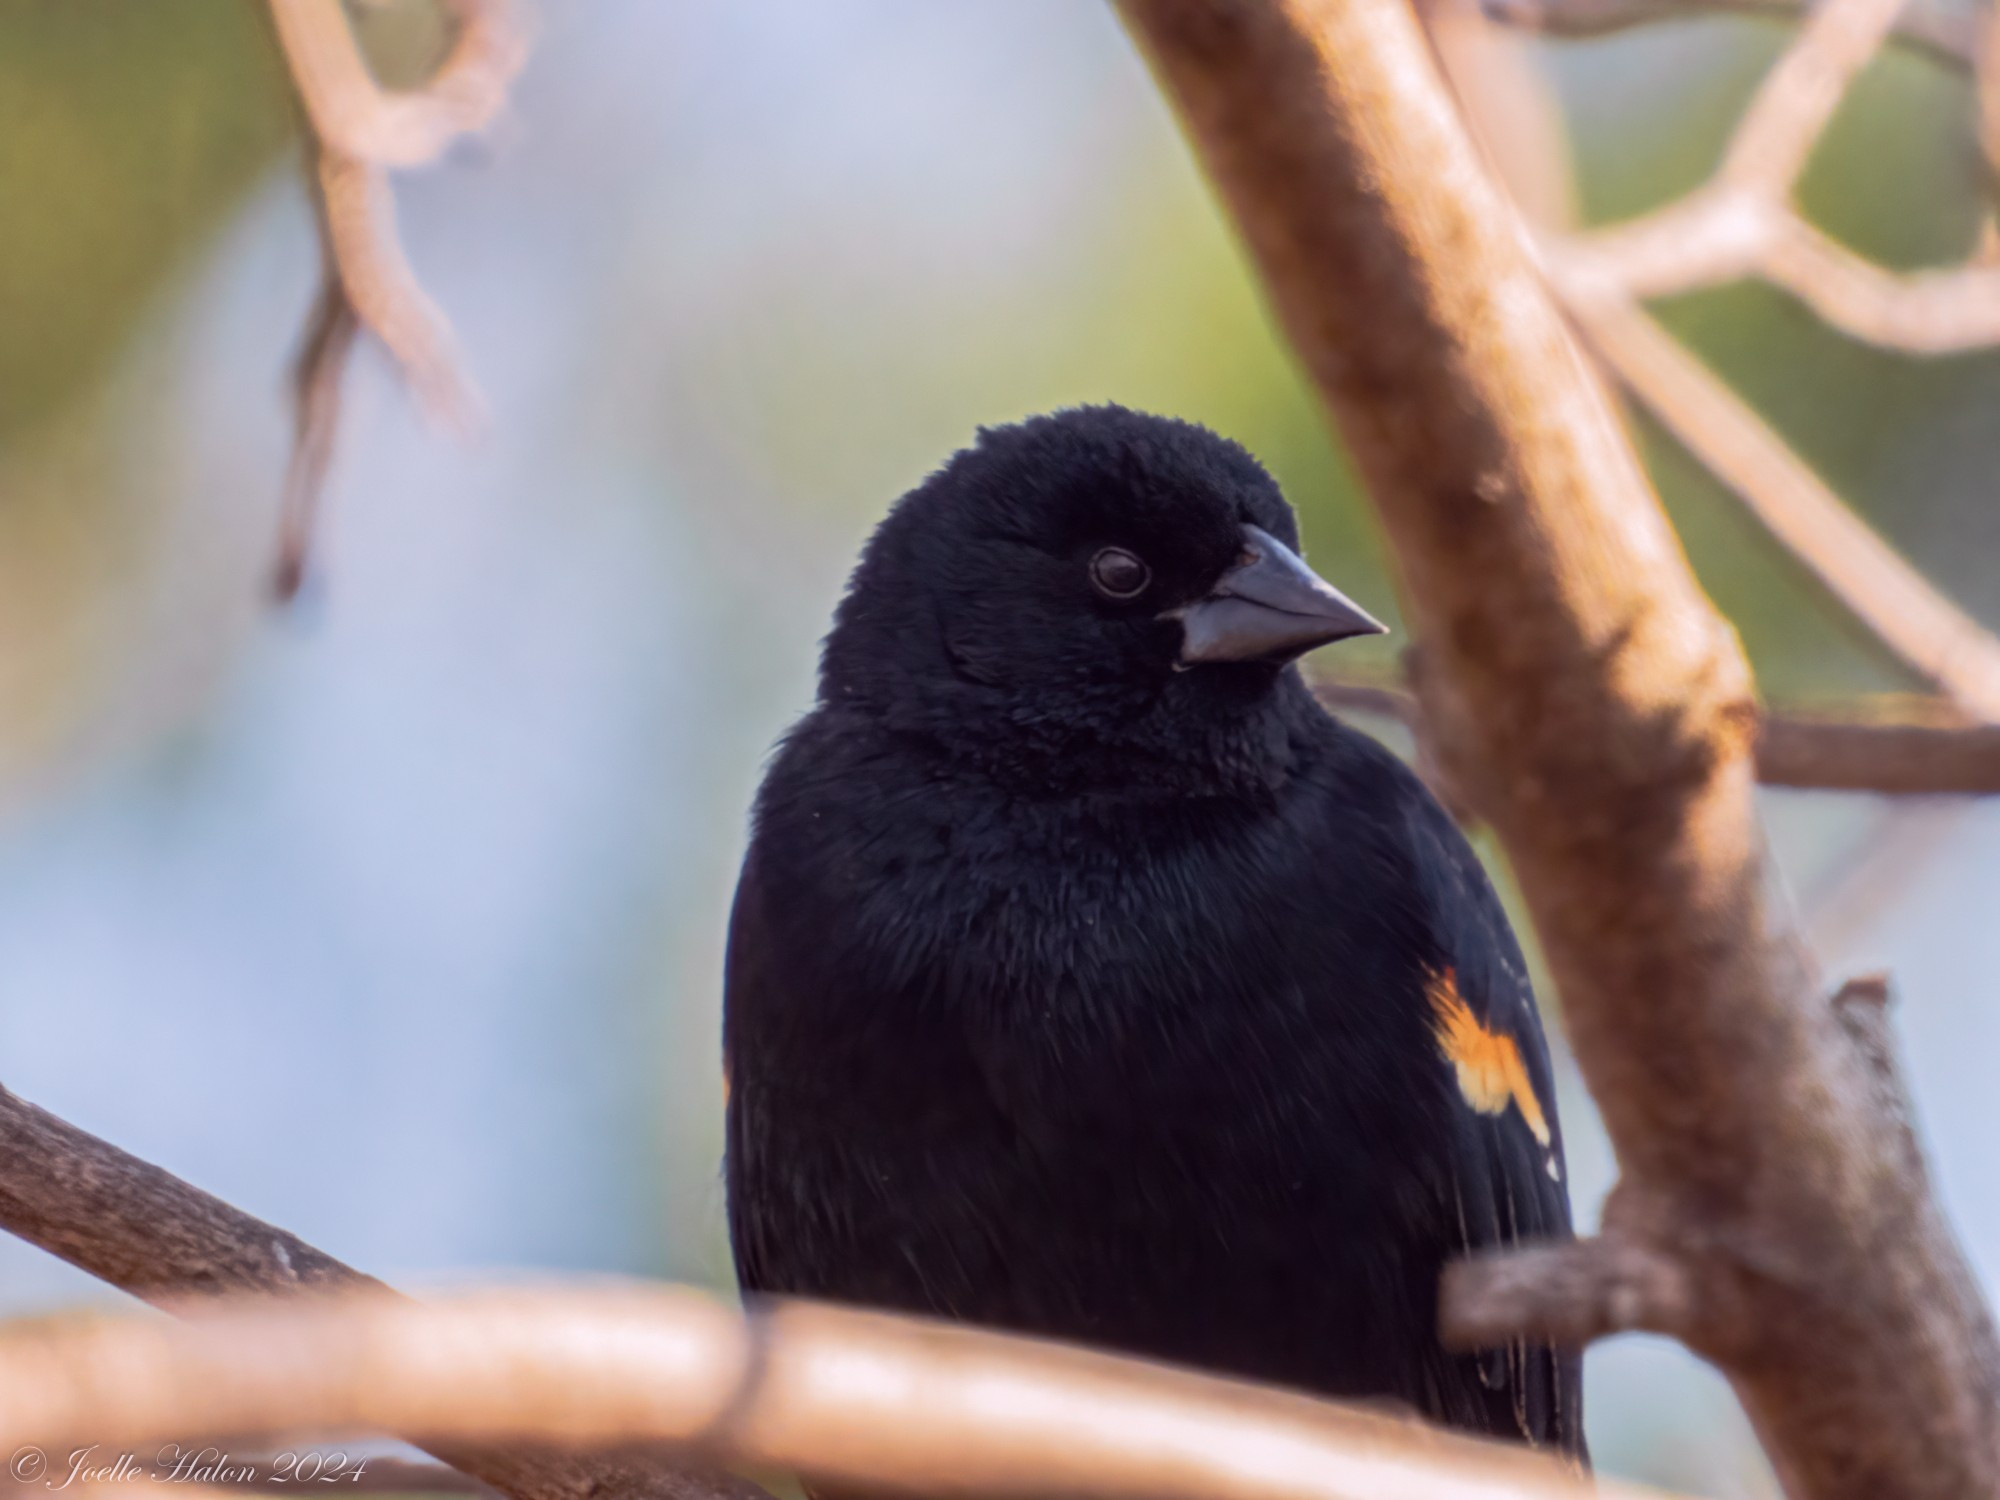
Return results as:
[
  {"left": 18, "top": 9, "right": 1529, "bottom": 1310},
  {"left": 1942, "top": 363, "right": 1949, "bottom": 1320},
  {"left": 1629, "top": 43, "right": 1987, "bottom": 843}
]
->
[{"left": 4, "top": 4, "right": 1999, "bottom": 1494}]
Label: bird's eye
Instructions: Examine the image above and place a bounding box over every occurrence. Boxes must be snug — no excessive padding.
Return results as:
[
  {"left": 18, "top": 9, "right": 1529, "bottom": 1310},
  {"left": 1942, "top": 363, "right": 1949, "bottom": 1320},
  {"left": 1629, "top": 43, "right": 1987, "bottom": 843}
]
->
[{"left": 1089, "top": 547, "right": 1151, "bottom": 600}]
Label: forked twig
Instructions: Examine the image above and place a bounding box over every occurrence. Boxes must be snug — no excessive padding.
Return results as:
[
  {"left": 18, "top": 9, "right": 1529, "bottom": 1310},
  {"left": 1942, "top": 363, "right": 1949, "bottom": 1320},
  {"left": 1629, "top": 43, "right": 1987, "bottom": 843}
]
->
[
  {"left": 266, "top": 0, "right": 523, "bottom": 599},
  {"left": 268, "top": 0, "right": 524, "bottom": 166},
  {"left": 1459, "top": 0, "right": 2000, "bottom": 719}
]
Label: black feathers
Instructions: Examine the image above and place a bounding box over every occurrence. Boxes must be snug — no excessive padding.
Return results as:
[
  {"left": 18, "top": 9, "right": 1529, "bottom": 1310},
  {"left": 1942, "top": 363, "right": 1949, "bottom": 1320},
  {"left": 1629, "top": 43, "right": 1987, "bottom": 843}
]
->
[{"left": 723, "top": 404, "right": 1585, "bottom": 1461}]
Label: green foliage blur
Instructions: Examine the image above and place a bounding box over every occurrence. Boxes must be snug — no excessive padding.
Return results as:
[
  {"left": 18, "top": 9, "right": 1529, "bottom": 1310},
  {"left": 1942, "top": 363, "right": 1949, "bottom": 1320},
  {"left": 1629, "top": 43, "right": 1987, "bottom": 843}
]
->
[
  {"left": 1571, "top": 25, "right": 2000, "bottom": 700},
  {"left": 0, "top": 2, "right": 293, "bottom": 441}
]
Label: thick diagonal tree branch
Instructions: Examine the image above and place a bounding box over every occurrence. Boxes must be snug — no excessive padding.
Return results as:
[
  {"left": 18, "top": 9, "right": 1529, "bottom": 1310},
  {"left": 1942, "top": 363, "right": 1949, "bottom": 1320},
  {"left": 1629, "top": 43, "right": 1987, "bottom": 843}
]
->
[
  {"left": 1115, "top": 3, "right": 2000, "bottom": 1497},
  {"left": 0, "top": 1084, "right": 763, "bottom": 1500}
]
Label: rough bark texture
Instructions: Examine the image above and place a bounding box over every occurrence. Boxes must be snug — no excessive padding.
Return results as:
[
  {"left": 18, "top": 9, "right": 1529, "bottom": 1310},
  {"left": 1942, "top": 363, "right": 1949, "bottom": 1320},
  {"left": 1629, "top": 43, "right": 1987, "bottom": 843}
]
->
[
  {"left": 1114, "top": 3, "right": 2000, "bottom": 1496},
  {"left": 0, "top": 1084, "right": 763, "bottom": 1500}
]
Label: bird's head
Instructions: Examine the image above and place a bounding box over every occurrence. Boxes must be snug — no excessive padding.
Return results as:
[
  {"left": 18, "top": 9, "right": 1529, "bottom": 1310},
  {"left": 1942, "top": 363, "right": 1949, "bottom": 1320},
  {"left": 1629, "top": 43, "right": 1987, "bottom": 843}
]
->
[{"left": 820, "top": 405, "right": 1385, "bottom": 787}]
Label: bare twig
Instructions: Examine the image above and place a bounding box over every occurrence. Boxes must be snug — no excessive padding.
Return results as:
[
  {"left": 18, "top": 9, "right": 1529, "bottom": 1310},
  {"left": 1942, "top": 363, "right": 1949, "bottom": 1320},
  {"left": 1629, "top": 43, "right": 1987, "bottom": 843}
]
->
[
  {"left": 1441, "top": 1236, "right": 1699, "bottom": 1347},
  {"left": 1116, "top": 2, "right": 2000, "bottom": 1496},
  {"left": 0, "top": 1285, "right": 1671, "bottom": 1500},
  {"left": 275, "top": 242, "right": 358, "bottom": 603},
  {"left": 0, "top": 1083, "right": 764, "bottom": 1500},
  {"left": 1717, "top": 0, "right": 1902, "bottom": 192},
  {"left": 1564, "top": 293, "right": 2000, "bottom": 718},
  {"left": 265, "top": 0, "right": 520, "bottom": 598},
  {"left": 311, "top": 150, "right": 470, "bottom": 424},
  {"left": 1479, "top": 0, "right": 1979, "bottom": 70}
]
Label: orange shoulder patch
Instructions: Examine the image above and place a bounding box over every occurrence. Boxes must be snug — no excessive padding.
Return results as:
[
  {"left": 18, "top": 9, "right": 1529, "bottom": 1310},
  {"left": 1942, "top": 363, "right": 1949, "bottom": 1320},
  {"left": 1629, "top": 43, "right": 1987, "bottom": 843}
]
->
[{"left": 1427, "top": 968, "right": 1551, "bottom": 1147}]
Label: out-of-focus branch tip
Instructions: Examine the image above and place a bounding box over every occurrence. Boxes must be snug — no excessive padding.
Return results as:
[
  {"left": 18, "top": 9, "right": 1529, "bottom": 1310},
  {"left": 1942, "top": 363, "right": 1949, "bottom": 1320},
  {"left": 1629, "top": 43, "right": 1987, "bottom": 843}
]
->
[
  {"left": 275, "top": 260, "right": 358, "bottom": 602},
  {"left": 266, "top": 0, "right": 520, "bottom": 602},
  {"left": 271, "top": 0, "right": 527, "bottom": 167}
]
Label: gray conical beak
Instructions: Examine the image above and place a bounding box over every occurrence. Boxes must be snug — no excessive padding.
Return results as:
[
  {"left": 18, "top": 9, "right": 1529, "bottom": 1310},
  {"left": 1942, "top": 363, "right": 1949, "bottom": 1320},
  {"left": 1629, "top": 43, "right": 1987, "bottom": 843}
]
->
[{"left": 1174, "top": 526, "right": 1387, "bottom": 666}]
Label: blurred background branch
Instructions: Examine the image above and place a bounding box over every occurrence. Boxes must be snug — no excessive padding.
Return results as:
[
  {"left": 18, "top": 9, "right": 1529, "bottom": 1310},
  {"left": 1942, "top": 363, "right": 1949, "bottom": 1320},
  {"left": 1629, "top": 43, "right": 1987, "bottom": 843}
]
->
[
  {"left": 266, "top": 0, "right": 523, "bottom": 599},
  {"left": 1311, "top": 667, "right": 2000, "bottom": 793},
  {"left": 1480, "top": 0, "right": 1978, "bottom": 67},
  {"left": 1473, "top": 0, "right": 2000, "bottom": 718},
  {"left": 1560, "top": 291, "right": 2000, "bottom": 715}
]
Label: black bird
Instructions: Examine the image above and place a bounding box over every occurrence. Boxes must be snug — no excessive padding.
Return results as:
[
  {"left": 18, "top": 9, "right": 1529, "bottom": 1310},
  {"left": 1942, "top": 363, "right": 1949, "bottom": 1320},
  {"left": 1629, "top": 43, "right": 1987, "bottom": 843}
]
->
[{"left": 723, "top": 405, "right": 1583, "bottom": 1458}]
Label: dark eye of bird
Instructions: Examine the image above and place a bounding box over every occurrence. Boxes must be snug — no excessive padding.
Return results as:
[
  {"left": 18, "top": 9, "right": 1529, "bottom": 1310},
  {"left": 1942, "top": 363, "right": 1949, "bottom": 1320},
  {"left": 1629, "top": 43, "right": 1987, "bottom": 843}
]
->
[{"left": 1089, "top": 547, "right": 1150, "bottom": 600}]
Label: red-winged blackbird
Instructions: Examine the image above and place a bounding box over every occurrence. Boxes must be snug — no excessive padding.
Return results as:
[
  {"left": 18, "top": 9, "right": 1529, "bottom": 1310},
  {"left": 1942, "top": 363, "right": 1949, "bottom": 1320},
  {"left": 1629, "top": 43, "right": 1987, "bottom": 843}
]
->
[{"left": 723, "top": 405, "right": 1584, "bottom": 1459}]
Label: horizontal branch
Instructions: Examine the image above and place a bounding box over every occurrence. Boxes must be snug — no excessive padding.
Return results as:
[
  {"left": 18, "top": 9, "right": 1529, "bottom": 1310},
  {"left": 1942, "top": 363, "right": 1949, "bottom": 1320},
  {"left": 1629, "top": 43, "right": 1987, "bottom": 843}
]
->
[
  {"left": 0, "top": 1083, "right": 762, "bottom": 1500},
  {"left": 1757, "top": 705, "right": 2000, "bottom": 792},
  {"left": 1480, "top": 0, "right": 1978, "bottom": 71},
  {"left": 1311, "top": 671, "right": 2000, "bottom": 794},
  {"left": 0, "top": 1285, "right": 1667, "bottom": 1500},
  {"left": 1441, "top": 1236, "right": 1698, "bottom": 1348},
  {"left": 1762, "top": 216, "right": 2000, "bottom": 354}
]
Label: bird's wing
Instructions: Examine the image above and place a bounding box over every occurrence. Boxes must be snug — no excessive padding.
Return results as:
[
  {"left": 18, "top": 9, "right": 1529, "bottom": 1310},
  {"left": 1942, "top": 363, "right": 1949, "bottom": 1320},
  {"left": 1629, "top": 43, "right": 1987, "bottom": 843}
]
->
[{"left": 1401, "top": 788, "right": 1587, "bottom": 1463}]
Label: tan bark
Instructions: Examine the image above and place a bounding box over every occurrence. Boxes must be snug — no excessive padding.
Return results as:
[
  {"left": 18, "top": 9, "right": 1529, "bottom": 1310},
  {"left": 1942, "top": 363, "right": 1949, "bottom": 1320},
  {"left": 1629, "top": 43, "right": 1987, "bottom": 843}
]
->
[
  {"left": 0, "top": 1285, "right": 1656, "bottom": 1500},
  {"left": 0, "top": 1083, "right": 761, "bottom": 1500},
  {"left": 1115, "top": 2, "right": 2000, "bottom": 1495}
]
